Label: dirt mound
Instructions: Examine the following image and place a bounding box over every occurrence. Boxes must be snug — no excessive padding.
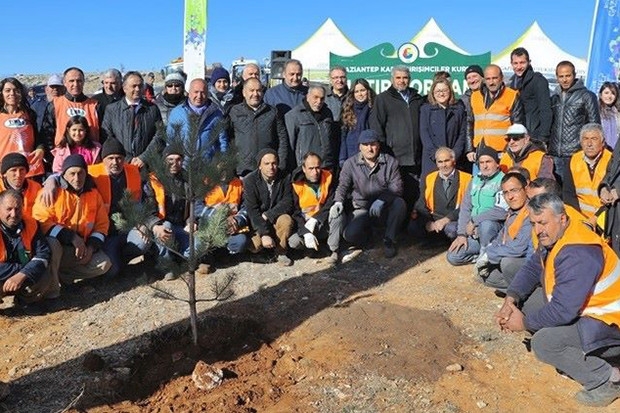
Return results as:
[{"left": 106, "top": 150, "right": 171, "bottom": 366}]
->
[{"left": 80, "top": 300, "right": 463, "bottom": 412}]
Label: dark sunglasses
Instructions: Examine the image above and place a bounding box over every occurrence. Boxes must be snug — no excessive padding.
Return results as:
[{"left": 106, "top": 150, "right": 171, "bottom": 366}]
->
[{"left": 505, "top": 135, "right": 525, "bottom": 141}]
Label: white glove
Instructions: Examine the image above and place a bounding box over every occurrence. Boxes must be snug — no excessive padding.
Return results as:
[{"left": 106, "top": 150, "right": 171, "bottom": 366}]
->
[
  {"left": 304, "top": 217, "right": 318, "bottom": 233},
  {"left": 369, "top": 199, "right": 385, "bottom": 218},
  {"left": 329, "top": 202, "right": 343, "bottom": 219},
  {"left": 303, "top": 233, "right": 319, "bottom": 250}
]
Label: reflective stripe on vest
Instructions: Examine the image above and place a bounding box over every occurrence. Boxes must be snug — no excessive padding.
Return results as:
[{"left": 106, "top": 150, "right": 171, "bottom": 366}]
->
[
  {"left": 544, "top": 219, "right": 620, "bottom": 327},
  {"left": 292, "top": 170, "right": 333, "bottom": 219},
  {"left": 471, "top": 87, "right": 518, "bottom": 152},
  {"left": 569, "top": 150, "right": 612, "bottom": 218},
  {"left": 424, "top": 170, "right": 471, "bottom": 214}
]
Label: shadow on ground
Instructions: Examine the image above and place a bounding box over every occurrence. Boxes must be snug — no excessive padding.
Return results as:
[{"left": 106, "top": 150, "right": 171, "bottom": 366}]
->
[{"left": 1, "top": 240, "right": 448, "bottom": 412}]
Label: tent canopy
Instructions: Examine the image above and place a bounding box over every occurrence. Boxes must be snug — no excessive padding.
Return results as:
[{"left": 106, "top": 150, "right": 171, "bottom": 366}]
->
[
  {"left": 492, "top": 21, "right": 587, "bottom": 79},
  {"left": 292, "top": 18, "right": 361, "bottom": 79},
  {"left": 409, "top": 18, "right": 470, "bottom": 56}
]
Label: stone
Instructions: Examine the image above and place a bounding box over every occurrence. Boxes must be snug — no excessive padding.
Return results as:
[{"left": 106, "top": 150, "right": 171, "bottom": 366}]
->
[
  {"left": 191, "top": 361, "right": 224, "bottom": 390},
  {"left": 476, "top": 400, "right": 487, "bottom": 408},
  {"left": 446, "top": 363, "right": 464, "bottom": 372}
]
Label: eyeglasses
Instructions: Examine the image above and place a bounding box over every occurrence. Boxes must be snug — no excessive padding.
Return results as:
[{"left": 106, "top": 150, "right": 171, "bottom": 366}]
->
[
  {"left": 505, "top": 135, "right": 525, "bottom": 141},
  {"left": 501, "top": 187, "right": 524, "bottom": 196},
  {"left": 166, "top": 83, "right": 183, "bottom": 88},
  {"left": 433, "top": 89, "right": 450, "bottom": 95}
]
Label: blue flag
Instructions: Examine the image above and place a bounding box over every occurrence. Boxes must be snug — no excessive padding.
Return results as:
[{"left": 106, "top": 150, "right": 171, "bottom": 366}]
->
[{"left": 586, "top": 0, "right": 620, "bottom": 92}]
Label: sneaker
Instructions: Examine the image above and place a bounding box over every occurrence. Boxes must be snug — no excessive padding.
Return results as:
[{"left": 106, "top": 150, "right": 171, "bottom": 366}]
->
[
  {"left": 164, "top": 271, "right": 178, "bottom": 281},
  {"left": 383, "top": 239, "right": 397, "bottom": 258},
  {"left": 483, "top": 271, "right": 509, "bottom": 289},
  {"left": 277, "top": 255, "right": 293, "bottom": 266},
  {"left": 325, "top": 252, "right": 338, "bottom": 266},
  {"left": 575, "top": 380, "right": 620, "bottom": 407}
]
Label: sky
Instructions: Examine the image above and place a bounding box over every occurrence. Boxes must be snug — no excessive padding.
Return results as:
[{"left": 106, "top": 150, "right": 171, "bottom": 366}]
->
[{"left": 1, "top": 0, "right": 597, "bottom": 77}]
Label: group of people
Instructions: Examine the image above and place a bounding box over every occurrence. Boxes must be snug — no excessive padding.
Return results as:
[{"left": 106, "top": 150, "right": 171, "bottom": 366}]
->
[{"left": 2, "top": 46, "right": 620, "bottom": 406}]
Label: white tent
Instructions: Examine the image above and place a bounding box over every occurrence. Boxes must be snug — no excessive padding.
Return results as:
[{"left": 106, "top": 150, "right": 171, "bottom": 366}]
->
[
  {"left": 291, "top": 18, "right": 361, "bottom": 80},
  {"left": 409, "top": 18, "right": 470, "bottom": 56},
  {"left": 492, "top": 21, "right": 587, "bottom": 80}
]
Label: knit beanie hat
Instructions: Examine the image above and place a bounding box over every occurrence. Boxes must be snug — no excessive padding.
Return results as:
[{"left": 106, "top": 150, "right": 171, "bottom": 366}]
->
[
  {"left": 1, "top": 153, "right": 29, "bottom": 175},
  {"left": 477, "top": 145, "right": 499, "bottom": 164},
  {"left": 210, "top": 67, "right": 230, "bottom": 86},
  {"left": 61, "top": 154, "right": 87, "bottom": 176},
  {"left": 101, "top": 138, "right": 126, "bottom": 159},
  {"left": 256, "top": 148, "right": 278, "bottom": 166},
  {"left": 163, "top": 144, "right": 184, "bottom": 158},
  {"left": 464, "top": 65, "right": 484, "bottom": 78}
]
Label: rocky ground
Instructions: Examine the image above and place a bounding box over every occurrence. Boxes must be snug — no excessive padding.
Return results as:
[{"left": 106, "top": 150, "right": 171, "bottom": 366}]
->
[{"left": 0, "top": 236, "right": 617, "bottom": 413}]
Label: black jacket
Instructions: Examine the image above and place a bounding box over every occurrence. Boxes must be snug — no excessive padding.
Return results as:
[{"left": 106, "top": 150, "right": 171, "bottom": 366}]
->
[
  {"left": 243, "top": 169, "right": 293, "bottom": 236},
  {"left": 101, "top": 99, "right": 164, "bottom": 166},
  {"left": 509, "top": 67, "right": 552, "bottom": 143},
  {"left": 415, "top": 171, "right": 463, "bottom": 222},
  {"left": 549, "top": 79, "right": 600, "bottom": 157},
  {"left": 225, "top": 101, "right": 289, "bottom": 176},
  {"left": 369, "top": 86, "right": 424, "bottom": 167}
]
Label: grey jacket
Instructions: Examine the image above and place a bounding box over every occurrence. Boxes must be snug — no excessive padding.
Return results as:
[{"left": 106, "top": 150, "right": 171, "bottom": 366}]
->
[
  {"left": 285, "top": 101, "right": 337, "bottom": 170},
  {"left": 335, "top": 152, "right": 403, "bottom": 210}
]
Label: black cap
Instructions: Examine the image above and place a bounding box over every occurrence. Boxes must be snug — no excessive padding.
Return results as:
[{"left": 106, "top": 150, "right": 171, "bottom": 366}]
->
[
  {"left": 358, "top": 129, "right": 380, "bottom": 145},
  {"left": 465, "top": 65, "right": 484, "bottom": 78},
  {"left": 1, "top": 153, "right": 29, "bottom": 175},
  {"left": 256, "top": 148, "right": 278, "bottom": 166},
  {"left": 101, "top": 138, "right": 126, "bottom": 159},
  {"left": 477, "top": 145, "right": 499, "bottom": 164},
  {"left": 61, "top": 154, "right": 87, "bottom": 176}
]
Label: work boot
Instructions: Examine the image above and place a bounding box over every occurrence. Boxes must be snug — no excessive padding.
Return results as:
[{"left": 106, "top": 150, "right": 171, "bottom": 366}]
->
[{"left": 575, "top": 380, "right": 620, "bottom": 407}]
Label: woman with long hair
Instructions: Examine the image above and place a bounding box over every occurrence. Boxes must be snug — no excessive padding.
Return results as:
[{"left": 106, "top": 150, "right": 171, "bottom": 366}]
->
[
  {"left": 339, "top": 78, "right": 376, "bottom": 166},
  {"left": 419, "top": 77, "right": 466, "bottom": 178},
  {"left": 599, "top": 81, "right": 620, "bottom": 150},
  {"left": 0, "top": 77, "right": 45, "bottom": 179}
]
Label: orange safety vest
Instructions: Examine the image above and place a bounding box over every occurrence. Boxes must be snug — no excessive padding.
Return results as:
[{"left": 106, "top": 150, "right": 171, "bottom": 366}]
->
[
  {"left": 205, "top": 178, "right": 244, "bottom": 215},
  {"left": 148, "top": 174, "right": 167, "bottom": 219},
  {"left": 52, "top": 96, "right": 99, "bottom": 146},
  {"left": 0, "top": 216, "right": 37, "bottom": 262},
  {"left": 292, "top": 170, "right": 333, "bottom": 219},
  {"left": 531, "top": 204, "right": 587, "bottom": 250},
  {"left": 543, "top": 219, "right": 620, "bottom": 327},
  {"left": 88, "top": 163, "right": 142, "bottom": 213},
  {"left": 424, "top": 170, "right": 471, "bottom": 215},
  {"left": 569, "top": 150, "right": 612, "bottom": 218},
  {"left": 0, "top": 112, "right": 45, "bottom": 177},
  {"left": 0, "top": 179, "right": 41, "bottom": 219},
  {"left": 500, "top": 149, "right": 546, "bottom": 180},
  {"left": 471, "top": 87, "right": 519, "bottom": 152},
  {"left": 504, "top": 207, "right": 529, "bottom": 242},
  {"left": 32, "top": 186, "right": 109, "bottom": 239}
]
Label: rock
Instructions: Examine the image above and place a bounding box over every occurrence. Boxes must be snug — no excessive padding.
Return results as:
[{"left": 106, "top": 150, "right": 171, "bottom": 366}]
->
[
  {"left": 7, "top": 367, "right": 17, "bottom": 378},
  {"left": 445, "top": 363, "right": 464, "bottom": 372},
  {"left": 191, "top": 361, "right": 224, "bottom": 390},
  {"left": 476, "top": 400, "right": 487, "bottom": 408},
  {"left": 82, "top": 352, "right": 105, "bottom": 371},
  {"left": 0, "top": 381, "right": 9, "bottom": 401}
]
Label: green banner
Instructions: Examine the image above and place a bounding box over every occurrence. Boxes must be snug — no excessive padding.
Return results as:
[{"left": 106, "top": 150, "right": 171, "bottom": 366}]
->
[{"left": 330, "top": 42, "right": 491, "bottom": 97}]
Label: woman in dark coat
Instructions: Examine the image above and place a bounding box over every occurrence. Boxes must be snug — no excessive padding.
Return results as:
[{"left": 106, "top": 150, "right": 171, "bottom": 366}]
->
[
  {"left": 419, "top": 78, "right": 467, "bottom": 179},
  {"left": 599, "top": 139, "right": 620, "bottom": 255},
  {"left": 339, "top": 78, "right": 376, "bottom": 166}
]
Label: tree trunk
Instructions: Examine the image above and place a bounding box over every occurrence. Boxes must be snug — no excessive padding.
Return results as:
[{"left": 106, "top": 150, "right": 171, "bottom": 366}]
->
[{"left": 187, "top": 186, "right": 199, "bottom": 346}]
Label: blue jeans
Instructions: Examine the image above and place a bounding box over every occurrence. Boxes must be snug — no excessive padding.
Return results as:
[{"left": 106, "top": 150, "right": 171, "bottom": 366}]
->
[
  {"left": 446, "top": 220, "right": 502, "bottom": 265},
  {"left": 103, "top": 228, "right": 151, "bottom": 277}
]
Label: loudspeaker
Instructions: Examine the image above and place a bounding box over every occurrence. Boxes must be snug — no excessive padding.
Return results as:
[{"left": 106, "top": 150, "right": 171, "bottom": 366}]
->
[{"left": 270, "top": 50, "right": 292, "bottom": 79}]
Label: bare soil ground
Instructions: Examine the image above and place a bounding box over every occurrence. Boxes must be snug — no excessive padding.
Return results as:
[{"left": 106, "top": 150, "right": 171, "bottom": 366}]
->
[{"left": 0, "top": 237, "right": 617, "bottom": 413}]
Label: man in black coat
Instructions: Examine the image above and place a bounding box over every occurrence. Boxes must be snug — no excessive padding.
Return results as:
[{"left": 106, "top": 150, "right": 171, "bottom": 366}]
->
[
  {"left": 508, "top": 48, "right": 552, "bottom": 145},
  {"left": 370, "top": 65, "right": 424, "bottom": 214},
  {"left": 243, "top": 149, "right": 294, "bottom": 266},
  {"left": 225, "top": 78, "right": 289, "bottom": 177}
]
